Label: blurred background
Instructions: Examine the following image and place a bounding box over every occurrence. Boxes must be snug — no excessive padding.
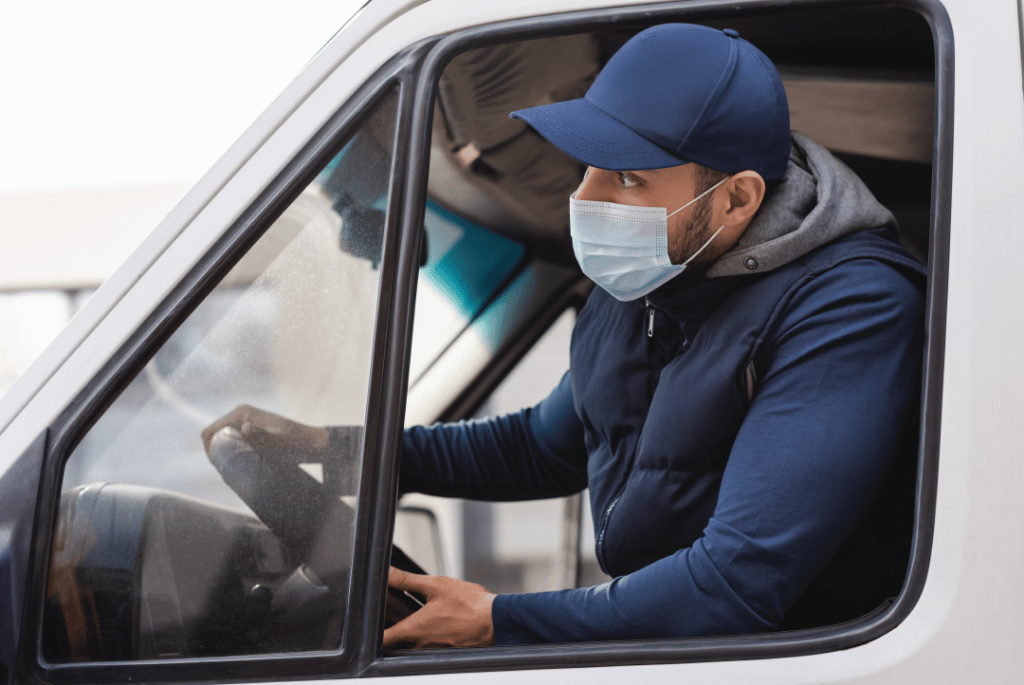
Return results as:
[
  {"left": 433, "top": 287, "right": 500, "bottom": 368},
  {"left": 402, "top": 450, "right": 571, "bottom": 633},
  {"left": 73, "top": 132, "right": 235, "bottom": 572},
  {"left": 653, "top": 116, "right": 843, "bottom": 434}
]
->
[{"left": 0, "top": 0, "right": 367, "bottom": 397}]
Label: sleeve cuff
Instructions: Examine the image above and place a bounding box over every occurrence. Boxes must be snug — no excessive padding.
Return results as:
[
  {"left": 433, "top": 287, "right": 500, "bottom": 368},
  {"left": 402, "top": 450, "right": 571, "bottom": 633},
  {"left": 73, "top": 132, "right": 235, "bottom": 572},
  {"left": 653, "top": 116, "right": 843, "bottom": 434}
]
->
[{"left": 491, "top": 593, "right": 546, "bottom": 645}]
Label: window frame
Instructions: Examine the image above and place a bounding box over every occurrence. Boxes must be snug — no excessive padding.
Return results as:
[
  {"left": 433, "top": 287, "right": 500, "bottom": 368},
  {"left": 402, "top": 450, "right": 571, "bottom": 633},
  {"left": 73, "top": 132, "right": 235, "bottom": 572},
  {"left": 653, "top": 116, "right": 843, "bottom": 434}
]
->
[
  {"left": 362, "top": 0, "right": 953, "bottom": 675},
  {"left": 19, "top": 38, "right": 440, "bottom": 684}
]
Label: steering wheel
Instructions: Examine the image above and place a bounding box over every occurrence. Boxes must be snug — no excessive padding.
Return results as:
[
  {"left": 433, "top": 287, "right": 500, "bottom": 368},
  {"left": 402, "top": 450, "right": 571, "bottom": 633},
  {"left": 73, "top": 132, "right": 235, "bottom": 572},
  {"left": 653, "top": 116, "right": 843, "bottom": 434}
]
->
[{"left": 206, "top": 426, "right": 424, "bottom": 631}]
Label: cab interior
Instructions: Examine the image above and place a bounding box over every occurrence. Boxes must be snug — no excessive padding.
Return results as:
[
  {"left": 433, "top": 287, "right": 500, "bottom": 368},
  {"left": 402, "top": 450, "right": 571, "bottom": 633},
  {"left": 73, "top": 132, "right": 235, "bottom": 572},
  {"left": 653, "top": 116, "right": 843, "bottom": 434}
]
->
[{"left": 400, "top": 2, "right": 935, "bottom": 621}]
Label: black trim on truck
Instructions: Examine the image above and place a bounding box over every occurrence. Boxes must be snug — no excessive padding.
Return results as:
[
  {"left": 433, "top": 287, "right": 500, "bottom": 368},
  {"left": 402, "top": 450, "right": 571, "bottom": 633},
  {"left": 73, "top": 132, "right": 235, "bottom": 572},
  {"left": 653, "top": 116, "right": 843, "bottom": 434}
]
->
[{"left": 0, "top": 430, "right": 48, "bottom": 685}]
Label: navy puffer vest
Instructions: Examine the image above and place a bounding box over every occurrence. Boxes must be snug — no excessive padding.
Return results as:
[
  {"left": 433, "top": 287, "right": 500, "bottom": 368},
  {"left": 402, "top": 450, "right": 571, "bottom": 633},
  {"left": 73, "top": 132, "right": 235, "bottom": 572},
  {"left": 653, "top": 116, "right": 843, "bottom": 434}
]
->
[{"left": 570, "top": 227, "right": 926, "bottom": 582}]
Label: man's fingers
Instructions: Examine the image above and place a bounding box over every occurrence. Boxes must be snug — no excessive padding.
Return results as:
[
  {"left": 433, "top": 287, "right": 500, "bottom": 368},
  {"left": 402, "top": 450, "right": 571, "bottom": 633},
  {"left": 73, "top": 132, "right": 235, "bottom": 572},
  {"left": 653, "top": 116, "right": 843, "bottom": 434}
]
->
[
  {"left": 202, "top": 405, "right": 276, "bottom": 451},
  {"left": 200, "top": 424, "right": 217, "bottom": 452},
  {"left": 381, "top": 571, "right": 494, "bottom": 648},
  {"left": 239, "top": 418, "right": 266, "bottom": 445},
  {"left": 381, "top": 625, "right": 403, "bottom": 648},
  {"left": 238, "top": 409, "right": 301, "bottom": 452},
  {"left": 200, "top": 411, "right": 241, "bottom": 453},
  {"left": 201, "top": 405, "right": 327, "bottom": 463},
  {"left": 382, "top": 612, "right": 425, "bottom": 648},
  {"left": 388, "top": 567, "right": 434, "bottom": 597},
  {"left": 383, "top": 569, "right": 433, "bottom": 648}
]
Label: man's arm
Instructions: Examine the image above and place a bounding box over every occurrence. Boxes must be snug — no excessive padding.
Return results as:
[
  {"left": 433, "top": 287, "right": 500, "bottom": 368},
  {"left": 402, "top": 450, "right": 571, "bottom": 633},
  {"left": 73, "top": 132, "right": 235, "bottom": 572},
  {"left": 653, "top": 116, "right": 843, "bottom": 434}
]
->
[
  {"left": 202, "top": 370, "right": 588, "bottom": 501},
  {"left": 397, "top": 371, "right": 589, "bottom": 501},
  {"left": 492, "top": 259, "right": 924, "bottom": 643}
]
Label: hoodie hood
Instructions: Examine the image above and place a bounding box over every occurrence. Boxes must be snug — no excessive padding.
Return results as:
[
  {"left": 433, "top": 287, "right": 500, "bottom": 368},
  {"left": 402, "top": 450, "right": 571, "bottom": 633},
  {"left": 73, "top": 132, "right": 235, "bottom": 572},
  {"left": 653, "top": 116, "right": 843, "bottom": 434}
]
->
[{"left": 706, "top": 131, "right": 897, "bottom": 278}]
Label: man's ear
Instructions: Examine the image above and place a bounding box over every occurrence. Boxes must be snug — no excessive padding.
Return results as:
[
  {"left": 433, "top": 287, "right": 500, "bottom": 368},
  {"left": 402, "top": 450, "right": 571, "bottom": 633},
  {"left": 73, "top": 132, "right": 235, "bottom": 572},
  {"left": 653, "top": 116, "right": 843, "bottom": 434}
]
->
[{"left": 720, "top": 171, "right": 766, "bottom": 228}]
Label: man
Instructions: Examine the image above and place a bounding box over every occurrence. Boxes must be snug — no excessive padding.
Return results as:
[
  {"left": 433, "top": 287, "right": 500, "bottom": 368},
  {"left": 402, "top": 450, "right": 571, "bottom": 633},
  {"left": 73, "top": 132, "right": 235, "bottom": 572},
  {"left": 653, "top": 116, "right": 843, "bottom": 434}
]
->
[{"left": 206, "top": 23, "right": 924, "bottom": 648}]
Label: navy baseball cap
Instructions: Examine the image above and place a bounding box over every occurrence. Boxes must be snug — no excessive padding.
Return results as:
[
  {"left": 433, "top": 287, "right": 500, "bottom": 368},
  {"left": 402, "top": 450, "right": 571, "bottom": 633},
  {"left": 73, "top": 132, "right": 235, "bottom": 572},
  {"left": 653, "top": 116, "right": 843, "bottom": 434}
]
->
[{"left": 510, "top": 24, "right": 791, "bottom": 180}]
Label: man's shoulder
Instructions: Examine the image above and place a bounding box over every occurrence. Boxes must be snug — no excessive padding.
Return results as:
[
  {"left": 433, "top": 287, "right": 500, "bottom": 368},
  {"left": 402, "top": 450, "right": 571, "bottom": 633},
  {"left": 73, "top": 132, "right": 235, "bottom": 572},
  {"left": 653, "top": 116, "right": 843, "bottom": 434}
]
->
[
  {"left": 728, "top": 227, "right": 926, "bottom": 326},
  {"left": 788, "top": 257, "right": 924, "bottom": 311},
  {"left": 706, "top": 228, "right": 926, "bottom": 362},
  {"left": 793, "top": 227, "right": 926, "bottom": 285},
  {"left": 760, "top": 246, "right": 926, "bottom": 361},
  {"left": 782, "top": 228, "right": 927, "bottom": 321}
]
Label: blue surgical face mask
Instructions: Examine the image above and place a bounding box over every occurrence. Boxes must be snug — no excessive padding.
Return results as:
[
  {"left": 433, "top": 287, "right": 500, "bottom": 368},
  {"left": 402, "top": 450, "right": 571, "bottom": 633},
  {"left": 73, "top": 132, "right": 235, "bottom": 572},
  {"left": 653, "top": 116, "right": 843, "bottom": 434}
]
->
[{"left": 569, "top": 177, "right": 728, "bottom": 301}]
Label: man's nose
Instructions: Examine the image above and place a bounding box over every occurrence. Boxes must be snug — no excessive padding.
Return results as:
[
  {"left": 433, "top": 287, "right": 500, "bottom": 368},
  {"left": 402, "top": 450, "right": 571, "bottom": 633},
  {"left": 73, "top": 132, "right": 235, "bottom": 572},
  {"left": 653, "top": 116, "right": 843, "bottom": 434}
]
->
[{"left": 573, "top": 167, "right": 601, "bottom": 202}]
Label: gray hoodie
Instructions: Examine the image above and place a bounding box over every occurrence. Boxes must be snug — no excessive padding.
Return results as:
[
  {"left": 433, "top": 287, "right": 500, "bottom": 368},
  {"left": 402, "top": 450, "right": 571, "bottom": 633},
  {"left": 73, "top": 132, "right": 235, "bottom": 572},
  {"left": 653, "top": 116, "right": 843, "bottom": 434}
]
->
[{"left": 707, "top": 132, "right": 898, "bottom": 279}]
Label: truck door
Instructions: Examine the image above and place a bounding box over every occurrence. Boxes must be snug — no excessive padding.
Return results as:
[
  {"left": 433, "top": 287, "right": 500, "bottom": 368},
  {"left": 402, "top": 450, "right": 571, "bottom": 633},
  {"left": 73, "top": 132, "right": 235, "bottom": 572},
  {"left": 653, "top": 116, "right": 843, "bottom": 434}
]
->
[{"left": 0, "top": 0, "right": 956, "bottom": 682}]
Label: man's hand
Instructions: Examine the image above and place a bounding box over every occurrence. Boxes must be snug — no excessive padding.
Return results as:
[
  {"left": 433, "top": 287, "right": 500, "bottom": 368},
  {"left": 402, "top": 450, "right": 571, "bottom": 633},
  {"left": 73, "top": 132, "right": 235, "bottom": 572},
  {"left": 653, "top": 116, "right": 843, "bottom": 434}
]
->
[
  {"left": 201, "top": 405, "right": 330, "bottom": 463},
  {"left": 383, "top": 568, "right": 496, "bottom": 649}
]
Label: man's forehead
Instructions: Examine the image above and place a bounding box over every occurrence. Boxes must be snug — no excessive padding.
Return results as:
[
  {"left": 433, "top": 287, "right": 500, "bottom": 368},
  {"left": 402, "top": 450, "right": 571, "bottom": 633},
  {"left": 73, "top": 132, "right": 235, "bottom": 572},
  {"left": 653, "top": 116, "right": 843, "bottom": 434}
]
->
[{"left": 588, "top": 166, "right": 687, "bottom": 175}]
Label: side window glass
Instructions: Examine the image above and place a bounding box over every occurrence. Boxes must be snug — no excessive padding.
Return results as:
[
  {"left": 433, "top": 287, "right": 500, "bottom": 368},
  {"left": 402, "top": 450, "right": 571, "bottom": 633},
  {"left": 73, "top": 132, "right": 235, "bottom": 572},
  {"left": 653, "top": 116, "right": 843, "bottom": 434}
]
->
[{"left": 44, "top": 89, "right": 400, "bottom": 662}]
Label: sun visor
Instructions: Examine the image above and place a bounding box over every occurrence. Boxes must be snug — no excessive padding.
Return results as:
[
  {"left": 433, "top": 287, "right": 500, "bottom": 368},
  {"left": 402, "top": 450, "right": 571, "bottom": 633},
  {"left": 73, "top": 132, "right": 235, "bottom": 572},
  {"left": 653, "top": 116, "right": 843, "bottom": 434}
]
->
[{"left": 429, "top": 35, "right": 599, "bottom": 244}]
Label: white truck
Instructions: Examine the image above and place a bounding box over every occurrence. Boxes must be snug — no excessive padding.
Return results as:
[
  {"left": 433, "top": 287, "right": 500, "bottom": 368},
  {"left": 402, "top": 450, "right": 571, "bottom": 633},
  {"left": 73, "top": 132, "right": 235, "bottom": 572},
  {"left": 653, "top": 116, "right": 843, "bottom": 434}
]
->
[{"left": 1, "top": 0, "right": 1021, "bottom": 682}]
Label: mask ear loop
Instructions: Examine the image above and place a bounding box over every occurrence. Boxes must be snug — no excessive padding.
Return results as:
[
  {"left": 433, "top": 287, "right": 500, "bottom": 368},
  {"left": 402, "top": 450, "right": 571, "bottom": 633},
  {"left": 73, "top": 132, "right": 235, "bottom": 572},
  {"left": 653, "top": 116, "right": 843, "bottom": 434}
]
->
[
  {"left": 666, "top": 175, "right": 730, "bottom": 218},
  {"left": 668, "top": 175, "right": 730, "bottom": 267},
  {"left": 682, "top": 225, "right": 726, "bottom": 267}
]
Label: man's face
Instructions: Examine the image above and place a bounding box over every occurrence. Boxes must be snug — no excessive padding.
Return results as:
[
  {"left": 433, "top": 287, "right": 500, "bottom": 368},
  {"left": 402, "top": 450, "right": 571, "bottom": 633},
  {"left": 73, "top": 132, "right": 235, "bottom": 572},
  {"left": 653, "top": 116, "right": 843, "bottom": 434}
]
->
[{"left": 573, "top": 164, "right": 724, "bottom": 273}]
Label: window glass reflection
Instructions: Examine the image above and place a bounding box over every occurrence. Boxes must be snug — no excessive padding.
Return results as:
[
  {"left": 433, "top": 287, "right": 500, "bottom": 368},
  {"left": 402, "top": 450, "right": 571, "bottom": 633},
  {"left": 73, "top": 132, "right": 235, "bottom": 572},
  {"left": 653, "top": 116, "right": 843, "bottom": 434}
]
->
[{"left": 44, "top": 89, "right": 399, "bottom": 662}]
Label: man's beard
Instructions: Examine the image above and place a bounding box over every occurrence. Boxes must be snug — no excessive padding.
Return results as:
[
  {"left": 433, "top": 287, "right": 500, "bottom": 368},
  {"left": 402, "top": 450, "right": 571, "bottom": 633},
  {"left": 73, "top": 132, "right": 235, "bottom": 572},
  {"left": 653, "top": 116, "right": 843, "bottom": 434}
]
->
[{"left": 666, "top": 194, "right": 718, "bottom": 282}]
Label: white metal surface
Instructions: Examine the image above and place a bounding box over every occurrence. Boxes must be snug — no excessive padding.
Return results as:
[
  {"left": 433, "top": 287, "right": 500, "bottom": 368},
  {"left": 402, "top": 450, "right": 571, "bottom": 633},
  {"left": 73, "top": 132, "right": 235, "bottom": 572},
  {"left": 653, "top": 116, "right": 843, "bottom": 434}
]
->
[
  {"left": 3, "top": 0, "right": 1024, "bottom": 681},
  {"left": 0, "top": 185, "right": 191, "bottom": 291},
  {"left": 0, "top": 0, "right": 424, "bottom": 447}
]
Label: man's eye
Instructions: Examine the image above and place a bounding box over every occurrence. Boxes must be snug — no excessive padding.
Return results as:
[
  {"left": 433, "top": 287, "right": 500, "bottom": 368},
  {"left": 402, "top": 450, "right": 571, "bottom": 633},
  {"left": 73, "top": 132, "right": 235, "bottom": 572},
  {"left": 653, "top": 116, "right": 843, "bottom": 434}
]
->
[{"left": 617, "top": 172, "right": 639, "bottom": 188}]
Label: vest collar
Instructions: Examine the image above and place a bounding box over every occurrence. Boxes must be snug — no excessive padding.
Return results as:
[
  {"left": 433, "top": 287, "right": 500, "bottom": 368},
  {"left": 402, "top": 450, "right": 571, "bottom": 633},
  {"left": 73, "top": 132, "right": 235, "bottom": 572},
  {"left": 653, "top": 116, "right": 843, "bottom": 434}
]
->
[{"left": 644, "top": 273, "right": 749, "bottom": 322}]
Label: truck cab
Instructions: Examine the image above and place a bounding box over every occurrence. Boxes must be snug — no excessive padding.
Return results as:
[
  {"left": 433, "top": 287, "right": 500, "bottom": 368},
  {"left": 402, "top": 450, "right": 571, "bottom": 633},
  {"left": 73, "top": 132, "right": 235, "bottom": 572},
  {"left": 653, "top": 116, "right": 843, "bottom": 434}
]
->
[{"left": 1, "top": 0, "right": 1022, "bottom": 682}]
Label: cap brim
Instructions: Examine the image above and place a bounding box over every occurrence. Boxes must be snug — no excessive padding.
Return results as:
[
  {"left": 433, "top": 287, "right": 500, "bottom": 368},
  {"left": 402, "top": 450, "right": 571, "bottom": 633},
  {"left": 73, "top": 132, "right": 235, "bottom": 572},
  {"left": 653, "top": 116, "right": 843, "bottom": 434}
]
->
[{"left": 510, "top": 98, "right": 688, "bottom": 171}]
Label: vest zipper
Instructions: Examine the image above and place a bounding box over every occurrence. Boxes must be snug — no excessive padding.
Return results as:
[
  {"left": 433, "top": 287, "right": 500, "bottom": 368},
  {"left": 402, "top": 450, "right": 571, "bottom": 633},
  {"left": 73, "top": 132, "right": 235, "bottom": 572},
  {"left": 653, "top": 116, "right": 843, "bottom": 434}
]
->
[
  {"left": 605, "top": 299, "right": 659, "bottom": 570},
  {"left": 595, "top": 492, "right": 623, "bottom": 576},
  {"left": 604, "top": 299, "right": 668, "bottom": 573}
]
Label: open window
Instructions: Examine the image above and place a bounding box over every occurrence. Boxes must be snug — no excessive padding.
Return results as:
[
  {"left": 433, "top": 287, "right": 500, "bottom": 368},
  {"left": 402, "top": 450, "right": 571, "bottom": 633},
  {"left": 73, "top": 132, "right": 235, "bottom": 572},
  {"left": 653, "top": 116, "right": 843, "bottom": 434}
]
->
[{"left": 374, "top": 0, "right": 948, "bottom": 675}]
